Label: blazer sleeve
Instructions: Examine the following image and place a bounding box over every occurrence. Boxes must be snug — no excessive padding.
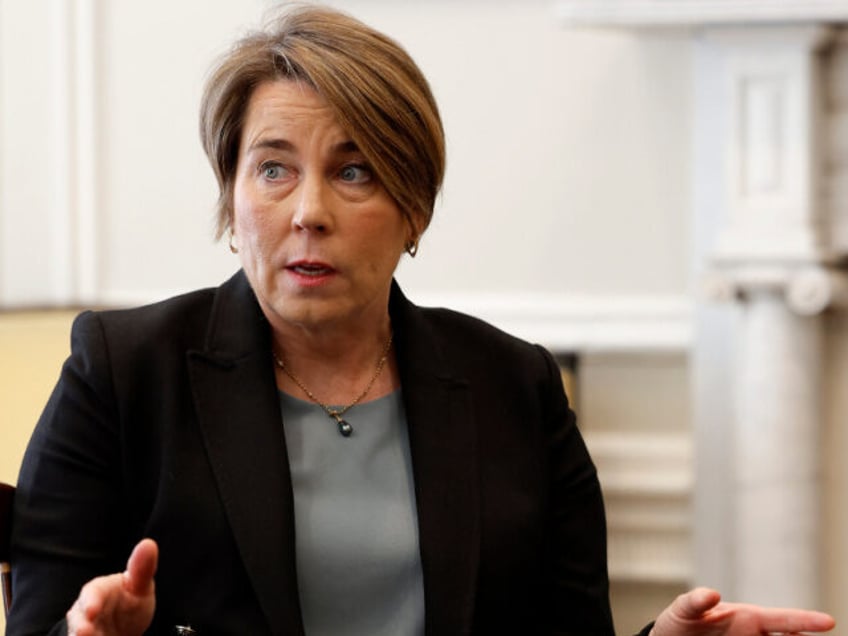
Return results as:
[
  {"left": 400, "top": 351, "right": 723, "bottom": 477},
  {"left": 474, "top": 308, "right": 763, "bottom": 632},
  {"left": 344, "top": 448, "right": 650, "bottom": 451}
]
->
[
  {"left": 8, "top": 311, "right": 127, "bottom": 636},
  {"left": 533, "top": 346, "right": 661, "bottom": 636},
  {"left": 534, "top": 345, "right": 616, "bottom": 636}
]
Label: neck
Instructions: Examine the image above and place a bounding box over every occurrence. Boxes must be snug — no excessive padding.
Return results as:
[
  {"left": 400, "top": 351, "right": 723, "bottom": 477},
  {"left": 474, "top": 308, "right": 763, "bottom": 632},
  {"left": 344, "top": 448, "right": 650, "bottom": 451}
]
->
[{"left": 271, "top": 316, "right": 398, "bottom": 405}]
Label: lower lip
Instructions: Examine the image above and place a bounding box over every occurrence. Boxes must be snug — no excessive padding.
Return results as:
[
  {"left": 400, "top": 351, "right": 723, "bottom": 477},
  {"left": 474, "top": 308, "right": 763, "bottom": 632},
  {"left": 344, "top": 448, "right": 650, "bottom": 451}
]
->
[{"left": 286, "top": 267, "right": 337, "bottom": 288}]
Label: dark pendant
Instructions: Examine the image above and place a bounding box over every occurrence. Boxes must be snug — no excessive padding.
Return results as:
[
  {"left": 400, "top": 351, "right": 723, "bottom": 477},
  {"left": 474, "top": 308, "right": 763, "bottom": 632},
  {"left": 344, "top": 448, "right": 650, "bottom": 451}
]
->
[{"left": 337, "top": 419, "right": 353, "bottom": 437}]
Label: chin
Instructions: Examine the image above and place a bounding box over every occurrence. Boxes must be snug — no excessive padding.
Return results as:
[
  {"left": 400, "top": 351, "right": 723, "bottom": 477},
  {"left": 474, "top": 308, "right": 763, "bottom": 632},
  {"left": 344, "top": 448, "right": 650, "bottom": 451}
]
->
[{"left": 276, "top": 300, "right": 347, "bottom": 330}]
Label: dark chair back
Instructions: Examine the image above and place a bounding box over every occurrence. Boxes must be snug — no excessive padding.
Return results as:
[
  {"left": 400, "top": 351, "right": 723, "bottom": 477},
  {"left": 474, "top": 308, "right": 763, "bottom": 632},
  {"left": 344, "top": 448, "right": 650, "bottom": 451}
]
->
[{"left": 0, "top": 482, "right": 14, "bottom": 618}]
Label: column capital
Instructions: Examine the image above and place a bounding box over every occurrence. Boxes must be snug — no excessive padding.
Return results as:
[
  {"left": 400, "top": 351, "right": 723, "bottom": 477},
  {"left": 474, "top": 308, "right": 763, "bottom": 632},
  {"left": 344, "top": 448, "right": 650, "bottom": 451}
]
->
[{"left": 703, "top": 262, "right": 848, "bottom": 315}]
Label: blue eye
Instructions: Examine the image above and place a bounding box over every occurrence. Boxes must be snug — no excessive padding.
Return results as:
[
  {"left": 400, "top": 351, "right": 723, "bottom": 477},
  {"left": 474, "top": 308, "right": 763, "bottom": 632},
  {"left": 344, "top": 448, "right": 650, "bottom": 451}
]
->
[
  {"left": 261, "top": 163, "right": 286, "bottom": 180},
  {"left": 338, "top": 164, "right": 372, "bottom": 184}
]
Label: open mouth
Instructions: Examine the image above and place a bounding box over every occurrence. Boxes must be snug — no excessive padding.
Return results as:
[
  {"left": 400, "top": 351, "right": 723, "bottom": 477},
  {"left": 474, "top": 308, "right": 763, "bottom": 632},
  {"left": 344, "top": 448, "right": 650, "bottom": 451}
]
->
[{"left": 288, "top": 263, "right": 334, "bottom": 277}]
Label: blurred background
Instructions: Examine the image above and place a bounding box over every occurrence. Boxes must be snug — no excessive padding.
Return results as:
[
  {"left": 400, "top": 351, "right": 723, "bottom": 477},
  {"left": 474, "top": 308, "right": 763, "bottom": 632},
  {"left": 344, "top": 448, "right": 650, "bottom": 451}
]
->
[{"left": 1, "top": 1, "right": 846, "bottom": 633}]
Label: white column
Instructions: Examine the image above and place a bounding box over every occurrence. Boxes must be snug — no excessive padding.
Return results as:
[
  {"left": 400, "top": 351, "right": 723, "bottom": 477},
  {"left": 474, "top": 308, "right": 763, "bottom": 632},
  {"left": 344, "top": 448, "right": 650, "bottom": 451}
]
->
[
  {"left": 716, "top": 263, "right": 848, "bottom": 606},
  {"left": 703, "top": 26, "right": 844, "bottom": 607},
  {"left": 735, "top": 286, "right": 822, "bottom": 606},
  {"left": 693, "top": 22, "right": 848, "bottom": 609}
]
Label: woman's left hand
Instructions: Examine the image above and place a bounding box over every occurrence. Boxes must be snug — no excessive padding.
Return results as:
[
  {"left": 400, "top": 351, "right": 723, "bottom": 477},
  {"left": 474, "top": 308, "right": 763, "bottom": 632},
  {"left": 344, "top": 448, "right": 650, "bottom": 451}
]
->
[{"left": 651, "top": 587, "right": 835, "bottom": 635}]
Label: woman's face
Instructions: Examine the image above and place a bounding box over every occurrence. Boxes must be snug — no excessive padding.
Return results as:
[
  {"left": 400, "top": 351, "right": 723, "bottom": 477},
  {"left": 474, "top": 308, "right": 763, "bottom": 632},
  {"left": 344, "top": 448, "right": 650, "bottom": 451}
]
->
[{"left": 232, "top": 80, "right": 411, "bottom": 336}]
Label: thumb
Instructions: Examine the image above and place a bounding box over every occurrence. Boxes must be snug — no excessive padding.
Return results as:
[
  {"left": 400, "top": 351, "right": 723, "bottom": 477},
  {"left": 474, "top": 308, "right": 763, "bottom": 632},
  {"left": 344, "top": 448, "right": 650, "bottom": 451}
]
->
[
  {"left": 123, "top": 538, "right": 158, "bottom": 597},
  {"left": 673, "top": 587, "right": 722, "bottom": 620}
]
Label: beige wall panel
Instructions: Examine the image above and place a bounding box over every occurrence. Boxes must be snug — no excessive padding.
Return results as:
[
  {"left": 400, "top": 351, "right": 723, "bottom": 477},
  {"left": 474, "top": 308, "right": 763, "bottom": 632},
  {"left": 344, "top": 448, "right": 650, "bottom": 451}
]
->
[
  {"left": 0, "top": 311, "right": 77, "bottom": 485},
  {"left": 0, "top": 310, "right": 76, "bottom": 634}
]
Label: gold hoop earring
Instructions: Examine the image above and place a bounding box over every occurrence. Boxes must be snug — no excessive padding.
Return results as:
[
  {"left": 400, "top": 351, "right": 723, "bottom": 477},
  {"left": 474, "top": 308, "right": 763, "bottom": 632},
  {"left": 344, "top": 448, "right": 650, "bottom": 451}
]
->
[
  {"left": 405, "top": 239, "right": 418, "bottom": 257},
  {"left": 228, "top": 231, "right": 238, "bottom": 254}
]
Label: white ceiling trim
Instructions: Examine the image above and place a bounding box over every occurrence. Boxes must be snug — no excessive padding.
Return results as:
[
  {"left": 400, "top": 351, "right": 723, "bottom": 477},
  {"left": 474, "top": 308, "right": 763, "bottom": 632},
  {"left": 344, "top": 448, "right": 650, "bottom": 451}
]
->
[{"left": 557, "top": 1, "right": 848, "bottom": 27}]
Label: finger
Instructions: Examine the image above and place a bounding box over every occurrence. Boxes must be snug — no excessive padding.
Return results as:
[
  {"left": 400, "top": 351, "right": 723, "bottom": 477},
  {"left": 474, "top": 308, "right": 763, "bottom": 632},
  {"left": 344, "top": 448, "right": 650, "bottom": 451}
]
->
[
  {"left": 70, "top": 623, "right": 96, "bottom": 636},
  {"left": 672, "top": 587, "right": 722, "bottom": 619},
  {"left": 67, "top": 597, "right": 89, "bottom": 636},
  {"left": 76, "top": 578, "right": 109, "bottom": 621},
  {"left": 67, "top": 575, "right": 119, "bottom": 634},
  {"left": 123, "top": 538, "right": 158, "bottom": 596},
  {"left": 756, "top": 607, "right": 835, "bottom": 633}
]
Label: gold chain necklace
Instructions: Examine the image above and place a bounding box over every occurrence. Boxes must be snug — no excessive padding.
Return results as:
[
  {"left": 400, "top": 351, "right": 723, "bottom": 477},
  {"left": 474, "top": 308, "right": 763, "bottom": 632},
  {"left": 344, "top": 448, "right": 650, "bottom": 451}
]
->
[{"left": 272, "top": 333, "right": 394, "bottom": 437}]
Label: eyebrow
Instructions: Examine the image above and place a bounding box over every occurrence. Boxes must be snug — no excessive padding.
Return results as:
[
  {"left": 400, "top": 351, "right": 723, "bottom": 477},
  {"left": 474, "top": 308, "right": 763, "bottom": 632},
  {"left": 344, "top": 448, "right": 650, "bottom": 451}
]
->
[
  {"left": 248, "top": 138, "right": 295, "bottom": 153},
  {"left": 247, "top": 138, "right": 361, "bottom": 155},
  {"left": 335, "top": 140, "right": 360, "bottom": 154}
]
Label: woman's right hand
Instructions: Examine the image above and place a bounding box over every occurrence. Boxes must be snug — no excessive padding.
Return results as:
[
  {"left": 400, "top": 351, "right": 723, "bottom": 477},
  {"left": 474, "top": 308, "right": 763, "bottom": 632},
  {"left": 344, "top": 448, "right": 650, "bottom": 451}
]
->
[{"left": 66, "top": 538, "right": 158, "bottom": 636}]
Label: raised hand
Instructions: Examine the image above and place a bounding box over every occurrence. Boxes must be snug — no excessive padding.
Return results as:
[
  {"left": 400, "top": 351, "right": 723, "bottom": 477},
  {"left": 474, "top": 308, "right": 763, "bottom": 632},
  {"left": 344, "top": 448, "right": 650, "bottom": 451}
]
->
[
  {"left": 651, "top": 587, "right": 835, "bottom": 636},
  {"left": 66, "top": 538, "right": 158, "bottom": 636}
]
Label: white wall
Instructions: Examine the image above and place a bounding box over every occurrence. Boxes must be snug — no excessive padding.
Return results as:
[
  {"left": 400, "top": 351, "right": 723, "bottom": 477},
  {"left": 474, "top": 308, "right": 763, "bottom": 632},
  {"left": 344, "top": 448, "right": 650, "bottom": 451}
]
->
[
  {"left": 339, "top": 1, "right": 692, "bottom": 299},
  {"left": 0, "top": 0, "right": 692, "bottom": 311}
]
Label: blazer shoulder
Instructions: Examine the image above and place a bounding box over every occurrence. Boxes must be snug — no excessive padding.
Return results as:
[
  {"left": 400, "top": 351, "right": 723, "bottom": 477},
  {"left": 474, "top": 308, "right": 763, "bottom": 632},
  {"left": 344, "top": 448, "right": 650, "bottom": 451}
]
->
[
  {"left": 71, "top": 285, "right": 220, "bottom": 364},
  {"left": 91, "top": 285, "right": 216, "bottom": 330},
  {"left": 417, "top": 305, "right": 545, "bottom": 357},
  {"left": 411, "top": 304, "right": 556, "bottom": 382}
]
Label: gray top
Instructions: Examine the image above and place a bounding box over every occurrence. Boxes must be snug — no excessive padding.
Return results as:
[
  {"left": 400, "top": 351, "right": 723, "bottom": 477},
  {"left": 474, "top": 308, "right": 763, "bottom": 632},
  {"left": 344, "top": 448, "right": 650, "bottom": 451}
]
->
[{"left": 279, "top": 389, "right": 425, "bottom": 636}]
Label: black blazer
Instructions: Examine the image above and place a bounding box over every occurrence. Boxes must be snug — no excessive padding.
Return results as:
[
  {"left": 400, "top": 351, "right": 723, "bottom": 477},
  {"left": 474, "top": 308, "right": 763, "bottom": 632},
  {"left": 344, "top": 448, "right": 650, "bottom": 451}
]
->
[{"left": 9, "top": 271, "right": 615, "bottom": 635}]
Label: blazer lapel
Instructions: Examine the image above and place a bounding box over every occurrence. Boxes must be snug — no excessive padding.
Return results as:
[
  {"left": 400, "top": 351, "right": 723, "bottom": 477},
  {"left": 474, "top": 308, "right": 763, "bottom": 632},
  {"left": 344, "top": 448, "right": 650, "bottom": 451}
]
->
[
  {"left": 391, "top": 283, "right": 481, "bottom": 636},
  {"left": 187, "top": 272, "right": 304, "bottom": 636}
]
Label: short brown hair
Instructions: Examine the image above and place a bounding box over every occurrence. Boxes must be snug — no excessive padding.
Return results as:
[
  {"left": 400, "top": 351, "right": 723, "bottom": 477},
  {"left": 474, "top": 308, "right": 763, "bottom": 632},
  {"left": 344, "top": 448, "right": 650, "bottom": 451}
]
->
[{"left": 199, "top": 4, "right": 445, "bottom": 240}]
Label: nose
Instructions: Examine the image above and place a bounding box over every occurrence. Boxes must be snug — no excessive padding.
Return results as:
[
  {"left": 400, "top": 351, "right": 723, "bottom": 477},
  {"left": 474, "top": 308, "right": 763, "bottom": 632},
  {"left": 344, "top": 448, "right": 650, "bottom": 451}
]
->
[{"left": 292, "top": 173, "right": 333, "bottom": 233}]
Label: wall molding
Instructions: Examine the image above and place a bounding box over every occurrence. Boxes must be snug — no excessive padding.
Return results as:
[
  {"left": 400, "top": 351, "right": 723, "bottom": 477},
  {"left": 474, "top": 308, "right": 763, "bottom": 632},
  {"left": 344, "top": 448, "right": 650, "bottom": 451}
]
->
[
  {"left": 585, "top": 431, "right": 693, "bottom": 583},
  {"left": 73, "top": 0, "right": 101, "bottom": 304},
  {"left": 48, "top": 0, "right": 76, "bottom": 304},
  {"left": 557, "top": 1, "right": 848, "bottom": 27},
  {"left": 825, "top": 34, "right": 848, "bottom": 254},
  {"left": 98, "top": 288, "right": 694, "bottom": 353},
  {"left": 0, "top": 4, "right": 5, "bottom": 306},
  {"left": 0, "top": 0, "right": 101, "bottom": 307},
  {"left": 585, "top": 431, "right": 692, "bottom": 498},
  {"left": 410, "top": 291, "right": 694, "bottom": 353}
]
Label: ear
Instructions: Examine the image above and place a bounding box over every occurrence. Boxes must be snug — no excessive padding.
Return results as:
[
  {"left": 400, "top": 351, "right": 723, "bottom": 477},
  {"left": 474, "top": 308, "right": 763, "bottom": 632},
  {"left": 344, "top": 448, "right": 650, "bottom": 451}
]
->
[
  {"left": 405, "top": 212, "right": 425, "bottom": 244},
  {"left": 403, "top": 214, "right": 425, "bottom": 258}
]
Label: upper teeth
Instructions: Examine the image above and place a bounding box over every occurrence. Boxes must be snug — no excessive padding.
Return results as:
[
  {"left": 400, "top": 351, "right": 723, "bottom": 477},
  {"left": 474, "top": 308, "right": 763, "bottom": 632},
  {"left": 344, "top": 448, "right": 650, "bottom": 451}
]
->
[{"left": 295, "top": 265, "right": 327, "bottom": 275}]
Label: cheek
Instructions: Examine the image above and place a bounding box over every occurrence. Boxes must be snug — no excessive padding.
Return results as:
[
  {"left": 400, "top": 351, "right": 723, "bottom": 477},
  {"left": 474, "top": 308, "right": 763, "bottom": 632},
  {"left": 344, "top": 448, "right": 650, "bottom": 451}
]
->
[
  {"left": 232, "top": 184, "right": 251, "bottom": 235},
  {"left": 233, "top": 193, "right": 279, "bottom": 251},
  {"left": 373, "top": 223, "right": 408, "bottom": 272}
]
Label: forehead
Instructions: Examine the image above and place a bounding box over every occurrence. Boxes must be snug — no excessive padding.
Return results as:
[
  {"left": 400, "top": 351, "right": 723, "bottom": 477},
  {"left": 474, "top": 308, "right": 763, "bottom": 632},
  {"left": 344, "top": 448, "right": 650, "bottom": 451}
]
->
[{"left": 241, "top": 79, "right": 344, "bottom": 145}]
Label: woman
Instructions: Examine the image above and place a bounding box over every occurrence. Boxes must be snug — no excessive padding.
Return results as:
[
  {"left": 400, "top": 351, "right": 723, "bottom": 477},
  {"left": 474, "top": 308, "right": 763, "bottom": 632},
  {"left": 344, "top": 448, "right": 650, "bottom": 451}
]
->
[{"left": 7, "top": 5, "right": 835, "bottom": 636}]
